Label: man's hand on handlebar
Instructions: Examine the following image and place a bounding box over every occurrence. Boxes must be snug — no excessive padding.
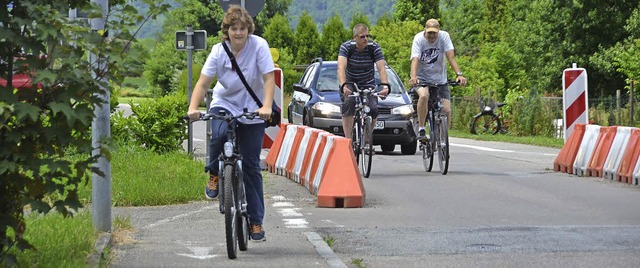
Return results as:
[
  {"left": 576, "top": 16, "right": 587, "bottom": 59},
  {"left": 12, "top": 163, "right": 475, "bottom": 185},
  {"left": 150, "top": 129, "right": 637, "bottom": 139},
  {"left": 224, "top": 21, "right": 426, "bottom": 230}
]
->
[
  {"left": 456, "top": 75, "right": 468, "bottom": 86},
  {"left": 378, "top": 86, "right": 389, "bottom": 100},
  {"left": 409, "top": 77, "right": 419, "bottom": 87}
]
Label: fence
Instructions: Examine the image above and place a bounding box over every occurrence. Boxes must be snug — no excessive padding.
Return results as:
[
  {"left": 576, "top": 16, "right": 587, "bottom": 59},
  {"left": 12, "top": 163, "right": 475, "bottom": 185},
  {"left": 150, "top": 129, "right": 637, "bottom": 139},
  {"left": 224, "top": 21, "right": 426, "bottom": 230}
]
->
[{"left": 450, "top": 89, "right": 639, "bottom": 138}]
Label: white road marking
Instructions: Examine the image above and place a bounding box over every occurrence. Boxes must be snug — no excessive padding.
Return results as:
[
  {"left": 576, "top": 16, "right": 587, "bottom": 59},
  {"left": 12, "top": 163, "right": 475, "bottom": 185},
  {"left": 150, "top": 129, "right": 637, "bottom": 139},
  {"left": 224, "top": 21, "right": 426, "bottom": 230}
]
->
[
  {"left": 451, "top": 143, "right": 556, "bottom": 156},
  {"left": 143, "top": 205, "right": 215, "bottom": 230},
  {"left": 176, "top": 247, "right": 217, "bottom": 260},
  {"left": 283, "top": 218, "right": 309, "bottom": 228},
  {"left": 273, "top": 201, "right": 294, "bottom": 207},
  {"left": 278, "top": 208, "right": 303, "bottom": 217}
]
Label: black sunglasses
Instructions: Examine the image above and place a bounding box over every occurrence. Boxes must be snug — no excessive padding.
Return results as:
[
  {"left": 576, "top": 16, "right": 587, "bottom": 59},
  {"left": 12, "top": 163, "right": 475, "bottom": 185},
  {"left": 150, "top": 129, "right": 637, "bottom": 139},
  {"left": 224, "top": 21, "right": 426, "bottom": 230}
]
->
[{"left": 358, "top": 34, "right": 370, "bottom": 39}]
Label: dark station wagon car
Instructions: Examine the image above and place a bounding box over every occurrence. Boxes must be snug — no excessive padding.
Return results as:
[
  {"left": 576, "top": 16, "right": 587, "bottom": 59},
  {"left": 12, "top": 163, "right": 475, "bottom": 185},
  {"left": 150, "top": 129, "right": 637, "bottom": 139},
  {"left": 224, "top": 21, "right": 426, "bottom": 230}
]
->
[{"left": 287, "top": 58, "right": 418, "bottom": 155}]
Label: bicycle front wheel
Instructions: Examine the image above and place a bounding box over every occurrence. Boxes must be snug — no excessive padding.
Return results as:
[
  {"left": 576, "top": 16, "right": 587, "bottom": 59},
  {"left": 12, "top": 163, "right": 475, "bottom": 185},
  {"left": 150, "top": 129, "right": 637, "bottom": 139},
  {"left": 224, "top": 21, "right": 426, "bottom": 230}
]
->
[
  {"left": 361, "top": 116, "right": 373, "bottom": 178},
  {"left": 223, "top": 165, "right": 238, "bottom": 259},
  {"left": 471, "top": 113, "right": 501, "bottom": 135},
  {"left": 421, "top": 120, "right": 434, "bottom": 172},
  {"left": 351, "top": 116, "right": 361, "bottom": 164},
  {"left": 236, "top": 166, "right": 249, "bottom": 251},
  {"left": 438, "top": 115, "right": 450, "bottom": 175}
]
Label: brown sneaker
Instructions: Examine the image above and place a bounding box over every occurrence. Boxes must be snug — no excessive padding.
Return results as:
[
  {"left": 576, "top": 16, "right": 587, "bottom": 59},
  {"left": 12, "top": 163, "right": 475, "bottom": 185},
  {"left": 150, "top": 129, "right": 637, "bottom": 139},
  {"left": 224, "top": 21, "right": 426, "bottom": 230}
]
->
[
  {"left": 250, "top": 224, "right": 266, "bottom": 241},
  {"left": 205, "top": 174, "right": 218, "bottom": 199}
]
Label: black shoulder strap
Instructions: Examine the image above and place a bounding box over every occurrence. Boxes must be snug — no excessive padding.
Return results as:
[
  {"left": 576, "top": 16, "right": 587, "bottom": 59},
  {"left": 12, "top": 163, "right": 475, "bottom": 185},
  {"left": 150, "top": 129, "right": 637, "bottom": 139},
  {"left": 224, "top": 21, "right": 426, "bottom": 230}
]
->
[{"left": 222, "top": 42, "right": 263, "bottom": 107}]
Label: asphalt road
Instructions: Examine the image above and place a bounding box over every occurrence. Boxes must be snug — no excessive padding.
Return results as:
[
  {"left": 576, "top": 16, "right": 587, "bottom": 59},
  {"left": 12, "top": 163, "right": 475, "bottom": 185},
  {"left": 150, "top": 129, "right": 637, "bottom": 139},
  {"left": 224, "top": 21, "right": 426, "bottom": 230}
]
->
[{"left": 110, "top": 106, "right": 640, "bottom": 267}]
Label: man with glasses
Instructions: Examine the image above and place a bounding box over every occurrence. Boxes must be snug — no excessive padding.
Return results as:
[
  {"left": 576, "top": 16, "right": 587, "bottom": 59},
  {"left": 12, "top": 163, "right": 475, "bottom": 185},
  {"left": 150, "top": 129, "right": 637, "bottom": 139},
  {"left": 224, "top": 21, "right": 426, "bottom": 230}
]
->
[
  {"left": 409, "top": 18, "right": 467, "bottom": 139},
  {"left": 338, "top": 23, "right": 389, "bottom": 142}
]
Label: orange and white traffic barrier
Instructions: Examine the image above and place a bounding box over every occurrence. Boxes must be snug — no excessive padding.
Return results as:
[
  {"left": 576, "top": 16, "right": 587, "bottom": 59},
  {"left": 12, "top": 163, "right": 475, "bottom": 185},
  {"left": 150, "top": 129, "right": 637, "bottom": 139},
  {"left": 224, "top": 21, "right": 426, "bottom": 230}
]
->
[
  {"left": 315, "top": 136, "right": 365, "bottom": 208},
  {"left": 266, "top": 124, "right": 365, "bottom": 207},
  {"left": 264, "top": 123, "right": 289, "bottom": 173},
  {"left": 587, "top": 126, "right": 617, "bottom": 177},
  {"left": 616, "top": 128, "right": 640, "bottom": 184},
  {"left": 274, "top": 124, "right": 301, "bottom": 176},
  {"left": 554, "top": 123, "right": 586, "bottom": 173},
  {"left": 633, "top": 155, "right": 640, "bottom": 185},
  {"left": 292, "top": 128, "right": 325, "bottom": 185},
  {"left": 603, "top": 127, "right": 633, "bottom": 180},
  {"left": 573, "top": 124, "right": 601, "bottom": 176},
  {"left": 303, "top": 131, "right": 333, "bottom": 192}
]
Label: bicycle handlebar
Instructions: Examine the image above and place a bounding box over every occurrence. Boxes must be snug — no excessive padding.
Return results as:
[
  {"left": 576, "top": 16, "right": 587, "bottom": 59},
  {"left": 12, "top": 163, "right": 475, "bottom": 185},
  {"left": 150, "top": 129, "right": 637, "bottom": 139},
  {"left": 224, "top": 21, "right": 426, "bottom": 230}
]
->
[
  {"left": 414, "top": 80, "right": 460, "bottom": 88},
  {"left": 182, "top": 109, "right": 260, "bottom": 122},
  {"left": 340, "top": 82, "right": 391, "bottom": 97}
]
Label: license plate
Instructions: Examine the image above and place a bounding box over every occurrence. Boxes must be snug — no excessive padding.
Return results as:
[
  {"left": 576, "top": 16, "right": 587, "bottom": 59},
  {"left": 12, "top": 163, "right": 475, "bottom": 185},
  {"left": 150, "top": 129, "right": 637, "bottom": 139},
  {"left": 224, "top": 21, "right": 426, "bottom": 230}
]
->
[{"left": 375, "top": 121, "right": 384, "bottom": 130}]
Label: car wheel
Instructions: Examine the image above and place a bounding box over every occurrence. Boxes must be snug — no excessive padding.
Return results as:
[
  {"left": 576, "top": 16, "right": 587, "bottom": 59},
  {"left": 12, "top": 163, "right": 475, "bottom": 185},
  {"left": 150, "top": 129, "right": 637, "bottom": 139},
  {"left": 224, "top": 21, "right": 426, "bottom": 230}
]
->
[
  {"left": 287, "top": 103, "right": 293, "bottom": 124},
  {"left": 401, "top": 140, "right": 417, "bottom": 155},
  {"left": 304, "top": 111, "right": 313, "bottom": 127},
  {"left": 380, "top": 144, "right": 395, "bottom": 152}
]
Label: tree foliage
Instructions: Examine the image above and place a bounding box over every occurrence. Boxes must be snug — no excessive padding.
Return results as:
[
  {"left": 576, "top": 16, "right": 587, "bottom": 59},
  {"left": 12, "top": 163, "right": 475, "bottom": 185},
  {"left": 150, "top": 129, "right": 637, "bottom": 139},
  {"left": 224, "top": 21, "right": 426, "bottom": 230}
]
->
[
  {"left": 0, "top": 0, "right": 169, "bottom": 264},
  {"left": 319, "top": 13, "right": 350, "bottom": 60},
  {"left": 293, "top": 11, "right": 321, "bottom": 64},
  {"left": 393, "top": 0, "right": 439, "bottom": 23},
  {"left": 263, "top": 14, "right": 295, "bottom": 50}
]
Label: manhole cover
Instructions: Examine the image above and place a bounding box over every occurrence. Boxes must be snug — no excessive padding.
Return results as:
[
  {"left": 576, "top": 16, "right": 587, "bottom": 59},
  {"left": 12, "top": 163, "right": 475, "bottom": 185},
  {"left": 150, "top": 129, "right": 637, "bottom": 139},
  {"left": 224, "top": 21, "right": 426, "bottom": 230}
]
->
[{"left": 466, "top": 243, "right": 502, "bottom": 252}]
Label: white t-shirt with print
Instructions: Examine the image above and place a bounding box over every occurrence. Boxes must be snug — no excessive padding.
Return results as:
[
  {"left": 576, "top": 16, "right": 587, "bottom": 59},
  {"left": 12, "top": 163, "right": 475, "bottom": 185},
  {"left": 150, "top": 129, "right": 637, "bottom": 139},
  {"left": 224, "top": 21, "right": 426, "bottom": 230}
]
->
[
  {"left": 410, "top": 30, "right": 454, "bottom": 84},
  {"left": 201, "top": 35, "right": 275, "bottom": 124}
]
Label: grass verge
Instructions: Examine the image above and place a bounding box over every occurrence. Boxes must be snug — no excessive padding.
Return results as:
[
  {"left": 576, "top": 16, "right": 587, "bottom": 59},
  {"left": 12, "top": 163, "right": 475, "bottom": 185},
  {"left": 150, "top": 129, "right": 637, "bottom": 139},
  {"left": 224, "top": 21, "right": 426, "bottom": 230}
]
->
[
  {"left": 7, "top": 211, "right": 96, "bottom": 267},
  {"left": 78, "top": 144, "right": 207, "bottom": 206},
  {"left": 449, "top": 129, "right": 564, "bottom": 148}
]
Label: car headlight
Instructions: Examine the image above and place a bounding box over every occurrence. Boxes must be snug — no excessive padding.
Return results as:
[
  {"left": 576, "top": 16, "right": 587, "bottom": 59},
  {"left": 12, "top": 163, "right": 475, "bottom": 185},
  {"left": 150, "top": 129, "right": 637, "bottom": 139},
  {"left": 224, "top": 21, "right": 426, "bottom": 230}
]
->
[
  {"left": 312, "top": 102, "right": 341, "bottom": 115},
  {"left": 391, "top": 104, "right": 414, "bottom": 115}
]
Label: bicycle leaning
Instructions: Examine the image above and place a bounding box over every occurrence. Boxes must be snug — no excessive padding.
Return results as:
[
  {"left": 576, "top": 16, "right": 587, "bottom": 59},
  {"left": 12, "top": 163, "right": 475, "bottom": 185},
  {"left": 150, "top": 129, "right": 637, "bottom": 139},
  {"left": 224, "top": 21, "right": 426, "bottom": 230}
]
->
[
  {"left": 470, "top": 97, "right": 507, "bottom": 135},
  {"left": 340, "top": 82, "right": 390, "bottom": 178},
  {"left": 185, "top": 109, "right": 259, "bottom": 259},
  {"left": 410, "top": 80, "right": 459, "bottom": 175}
]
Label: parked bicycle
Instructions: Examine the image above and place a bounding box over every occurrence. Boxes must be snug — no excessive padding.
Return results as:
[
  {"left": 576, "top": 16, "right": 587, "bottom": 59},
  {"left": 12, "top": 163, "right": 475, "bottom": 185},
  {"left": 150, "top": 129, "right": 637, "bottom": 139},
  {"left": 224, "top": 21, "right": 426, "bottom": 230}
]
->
[
  {"left": 410, "top": 80, "right": 459, "bottom": 175},
  {"left": 184, "top": 109, "right": 259, "bottom": 259},
  {"left": 470, "top": 97, "right": 508, "bottom": 135},
  {"left": 340, "top": 82, "right": 389, "bottom": 178}
]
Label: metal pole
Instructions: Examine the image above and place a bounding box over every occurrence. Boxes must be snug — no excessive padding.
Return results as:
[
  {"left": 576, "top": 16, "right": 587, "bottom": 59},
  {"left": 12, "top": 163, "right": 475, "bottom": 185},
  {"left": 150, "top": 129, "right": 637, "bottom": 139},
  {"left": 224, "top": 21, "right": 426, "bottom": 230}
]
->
[
  {"left": 616, "top": 90, "right": 621, "bottom": 125},
  {"left": 206, "top": 89, "right": 212, "bottom": 164},
  {"left": 631, "top": 80, "right": 635, "bottom": 126},
  {"left": 187, "top": 25, "right": 194, "bottom": 154},
  {"left": 91, "top": 0, "right": 111, "bottom": 233}
]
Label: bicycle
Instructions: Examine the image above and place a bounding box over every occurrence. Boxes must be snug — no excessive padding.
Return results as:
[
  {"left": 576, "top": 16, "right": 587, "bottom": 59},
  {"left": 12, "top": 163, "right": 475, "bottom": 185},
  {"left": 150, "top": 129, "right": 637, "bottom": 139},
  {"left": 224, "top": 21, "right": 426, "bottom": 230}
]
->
[
  {"left": 410, "top": 80, "right": 459, "bottom": 175},
  {"left": 470, "top": 97, "right": 507, "bottom": 135},
  {"left": 340, "top": 82, "right": 390, "bottom": 178},
  {"left": 185, "top": 109, "right": 259, "bottom": 259}
]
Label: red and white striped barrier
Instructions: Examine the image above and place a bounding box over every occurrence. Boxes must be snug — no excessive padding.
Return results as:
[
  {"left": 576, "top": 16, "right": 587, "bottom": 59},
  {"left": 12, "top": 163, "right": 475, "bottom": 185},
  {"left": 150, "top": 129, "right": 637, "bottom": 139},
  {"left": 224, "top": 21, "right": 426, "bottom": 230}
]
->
[
  {"left": 562, "top": 64, "right": 588, "bottom": 141},
  {"left": 263, "top": 67, "right": 284, "bottom": 148}
]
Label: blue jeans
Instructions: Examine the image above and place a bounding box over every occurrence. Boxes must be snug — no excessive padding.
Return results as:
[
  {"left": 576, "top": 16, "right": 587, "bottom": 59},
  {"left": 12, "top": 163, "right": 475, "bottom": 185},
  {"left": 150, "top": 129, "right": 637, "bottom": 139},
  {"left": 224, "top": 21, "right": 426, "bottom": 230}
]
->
[{"left": 204, "top": 107, "right": 265, "bottom": 225}]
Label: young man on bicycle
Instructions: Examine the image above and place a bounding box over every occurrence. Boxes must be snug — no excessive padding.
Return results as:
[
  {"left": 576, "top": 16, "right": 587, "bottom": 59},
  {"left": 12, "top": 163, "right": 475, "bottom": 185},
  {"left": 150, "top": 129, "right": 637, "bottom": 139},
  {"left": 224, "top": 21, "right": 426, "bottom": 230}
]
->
[
  {"left": 337, "top": 23, "right": 389, "bottom": 142},
  {"left": 187, "top": 6, "right": 274, "bottom": 242},
  {"left": 409, "top": 18, "right": 467, "bottom": 139}
]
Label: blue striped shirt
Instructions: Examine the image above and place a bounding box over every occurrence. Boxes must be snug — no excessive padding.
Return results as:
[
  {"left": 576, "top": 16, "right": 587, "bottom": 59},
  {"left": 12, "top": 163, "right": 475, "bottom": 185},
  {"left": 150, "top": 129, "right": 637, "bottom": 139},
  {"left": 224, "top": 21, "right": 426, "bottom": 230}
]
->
[{"left": 339, "top": 41, "right": 384, "bottom": 88}]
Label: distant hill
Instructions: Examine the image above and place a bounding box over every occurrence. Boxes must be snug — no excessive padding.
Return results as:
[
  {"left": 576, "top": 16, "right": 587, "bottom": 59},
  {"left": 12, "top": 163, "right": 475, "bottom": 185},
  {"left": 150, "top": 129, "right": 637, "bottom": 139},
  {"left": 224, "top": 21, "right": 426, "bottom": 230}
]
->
[{"left": 288, "top": 0, "right": 397, "bottom": 29}]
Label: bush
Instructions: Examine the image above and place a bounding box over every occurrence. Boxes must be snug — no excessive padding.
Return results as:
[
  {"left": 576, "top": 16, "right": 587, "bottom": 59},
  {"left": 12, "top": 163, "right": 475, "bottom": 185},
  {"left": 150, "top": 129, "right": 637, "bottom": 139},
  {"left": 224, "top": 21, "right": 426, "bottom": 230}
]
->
[{"left": 110, "top": 93, "right": 189, "bottom": 153}]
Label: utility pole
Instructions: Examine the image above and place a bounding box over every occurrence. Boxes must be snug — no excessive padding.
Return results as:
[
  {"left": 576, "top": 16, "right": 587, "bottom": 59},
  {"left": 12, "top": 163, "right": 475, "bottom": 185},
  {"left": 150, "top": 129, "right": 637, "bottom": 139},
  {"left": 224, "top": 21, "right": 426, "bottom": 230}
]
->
[{"left": 91, "top": 0, "right": 111, "bottom": 233}]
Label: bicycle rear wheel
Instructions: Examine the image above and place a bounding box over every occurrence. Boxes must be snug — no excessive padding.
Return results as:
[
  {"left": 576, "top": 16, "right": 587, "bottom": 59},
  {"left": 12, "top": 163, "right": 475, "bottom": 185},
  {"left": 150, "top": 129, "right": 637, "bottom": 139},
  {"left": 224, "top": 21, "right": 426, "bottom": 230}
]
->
[
  {"left": 361, "top": 116, "right": 373, "bottom": 178},
  {"left": 438, "top": 115, "right": 450, "bottom": 175},
  {"left": 223, "top": 165, "right": 238, "bottom": 259},
  {"left": 421, "top": 119, "right": 434, "bottom": 172},
  {"left": 471, "top": 113, "right": 501, "bottom": 135}
]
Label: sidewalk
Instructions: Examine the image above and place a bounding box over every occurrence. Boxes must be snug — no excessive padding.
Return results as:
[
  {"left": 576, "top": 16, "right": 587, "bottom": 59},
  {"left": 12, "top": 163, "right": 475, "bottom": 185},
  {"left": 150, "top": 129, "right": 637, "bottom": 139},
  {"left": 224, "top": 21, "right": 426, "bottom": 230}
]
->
[{"left": 104, "top": 171, "right": 346, "bottom": 267}]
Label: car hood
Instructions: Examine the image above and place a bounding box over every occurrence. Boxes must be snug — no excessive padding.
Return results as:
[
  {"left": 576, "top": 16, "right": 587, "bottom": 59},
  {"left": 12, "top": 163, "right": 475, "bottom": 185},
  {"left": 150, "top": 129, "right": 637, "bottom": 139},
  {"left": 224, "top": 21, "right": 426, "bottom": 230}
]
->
[{"left": 313, "top": 91, "right": 410, "bottom": 108}]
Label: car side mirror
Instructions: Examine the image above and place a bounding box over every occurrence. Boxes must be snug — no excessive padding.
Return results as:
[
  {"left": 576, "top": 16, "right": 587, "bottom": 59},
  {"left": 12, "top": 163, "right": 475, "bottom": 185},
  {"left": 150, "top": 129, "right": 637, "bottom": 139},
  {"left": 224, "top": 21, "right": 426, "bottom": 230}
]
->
[{"left": 293, "top": 83, "right": 310, "bottom": 95}]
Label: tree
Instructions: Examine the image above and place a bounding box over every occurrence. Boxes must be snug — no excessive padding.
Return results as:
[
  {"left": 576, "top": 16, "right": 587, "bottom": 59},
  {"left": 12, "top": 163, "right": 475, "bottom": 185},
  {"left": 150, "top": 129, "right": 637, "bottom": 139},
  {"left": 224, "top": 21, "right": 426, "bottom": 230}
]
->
[
  {"left": 393, "top": 0, "right": 439, "bottom": 23},
  {"left": 0, "top": 0, "right": 169, "bottom": 264},
  {"left": 293, "top": 11, "right": 321, "bottom": 64},
  {"left": 370, "top": 20, "right": 424, "bottom": 81},
  {"left": 263, "top": 14, "right": 295, "bottom": 50},
  {"left": 319, "top": 13, "right": 350, "bottom": 61},
  {"left": 255, "top": 0, "right": 293, "bottom": 36}
]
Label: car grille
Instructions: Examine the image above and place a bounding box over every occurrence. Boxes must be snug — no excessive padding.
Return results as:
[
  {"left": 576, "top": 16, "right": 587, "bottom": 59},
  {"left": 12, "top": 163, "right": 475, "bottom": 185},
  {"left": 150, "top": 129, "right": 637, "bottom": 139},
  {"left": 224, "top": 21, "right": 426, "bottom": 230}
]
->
[{"left": 378, "top": 108, "right": 392, "bottom": 114}]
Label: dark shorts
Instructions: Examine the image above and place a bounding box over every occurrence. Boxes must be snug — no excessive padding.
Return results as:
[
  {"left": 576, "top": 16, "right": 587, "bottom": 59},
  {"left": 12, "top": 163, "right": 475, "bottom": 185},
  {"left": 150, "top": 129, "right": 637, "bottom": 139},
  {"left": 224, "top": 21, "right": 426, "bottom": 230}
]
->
[
  {"left": 341, "top": 95, "right": 379, "bottom": 118},
  {"left": 424, "top": 85, "right": 451, "bottom": 100}
]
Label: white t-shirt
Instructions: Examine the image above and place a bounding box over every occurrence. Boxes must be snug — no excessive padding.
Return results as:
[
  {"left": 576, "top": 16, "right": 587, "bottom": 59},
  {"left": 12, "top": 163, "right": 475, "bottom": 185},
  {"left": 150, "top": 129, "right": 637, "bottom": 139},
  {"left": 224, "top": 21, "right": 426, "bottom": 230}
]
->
[
  {"left": 201, "top": 35, "right": 275, "bottom": 124},
  {"left": 410, "top": 30, "right": 454, "bottom": 84}
]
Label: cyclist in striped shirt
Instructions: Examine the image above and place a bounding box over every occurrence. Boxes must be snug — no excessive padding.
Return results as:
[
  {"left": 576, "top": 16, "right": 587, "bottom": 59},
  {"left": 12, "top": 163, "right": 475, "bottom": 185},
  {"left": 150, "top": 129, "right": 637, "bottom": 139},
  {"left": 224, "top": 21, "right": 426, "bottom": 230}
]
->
[{"left": 337, "top": 23, "right": 389, "bottom": 140}]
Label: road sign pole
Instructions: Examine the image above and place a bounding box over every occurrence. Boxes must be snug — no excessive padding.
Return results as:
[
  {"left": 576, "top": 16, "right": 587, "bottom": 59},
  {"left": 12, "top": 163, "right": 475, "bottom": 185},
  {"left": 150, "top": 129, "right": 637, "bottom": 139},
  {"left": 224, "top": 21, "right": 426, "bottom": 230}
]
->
[
  {"left": 187, "top": 25, "right": 194, "bottom": 154},
  {"left": 90, "top": 0, "right": 111, "bottom": 233}
]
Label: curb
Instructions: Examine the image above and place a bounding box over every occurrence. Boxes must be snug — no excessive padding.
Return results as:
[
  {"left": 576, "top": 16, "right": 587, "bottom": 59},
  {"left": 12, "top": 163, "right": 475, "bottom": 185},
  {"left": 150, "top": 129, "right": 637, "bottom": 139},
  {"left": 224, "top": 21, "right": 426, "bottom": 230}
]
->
[
  {"left": 304, "top": 232, "right": 347, "bottom": 268},
  {"left": 87, "top": 232, "right": 111, "bottom": 267}
]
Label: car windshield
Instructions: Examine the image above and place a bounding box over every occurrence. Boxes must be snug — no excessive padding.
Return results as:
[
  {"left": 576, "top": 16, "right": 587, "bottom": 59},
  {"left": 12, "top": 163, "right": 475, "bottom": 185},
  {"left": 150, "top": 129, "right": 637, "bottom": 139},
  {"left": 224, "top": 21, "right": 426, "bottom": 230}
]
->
[{"left": 317, "top": 65, "right": 405, "bottom": 94}]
